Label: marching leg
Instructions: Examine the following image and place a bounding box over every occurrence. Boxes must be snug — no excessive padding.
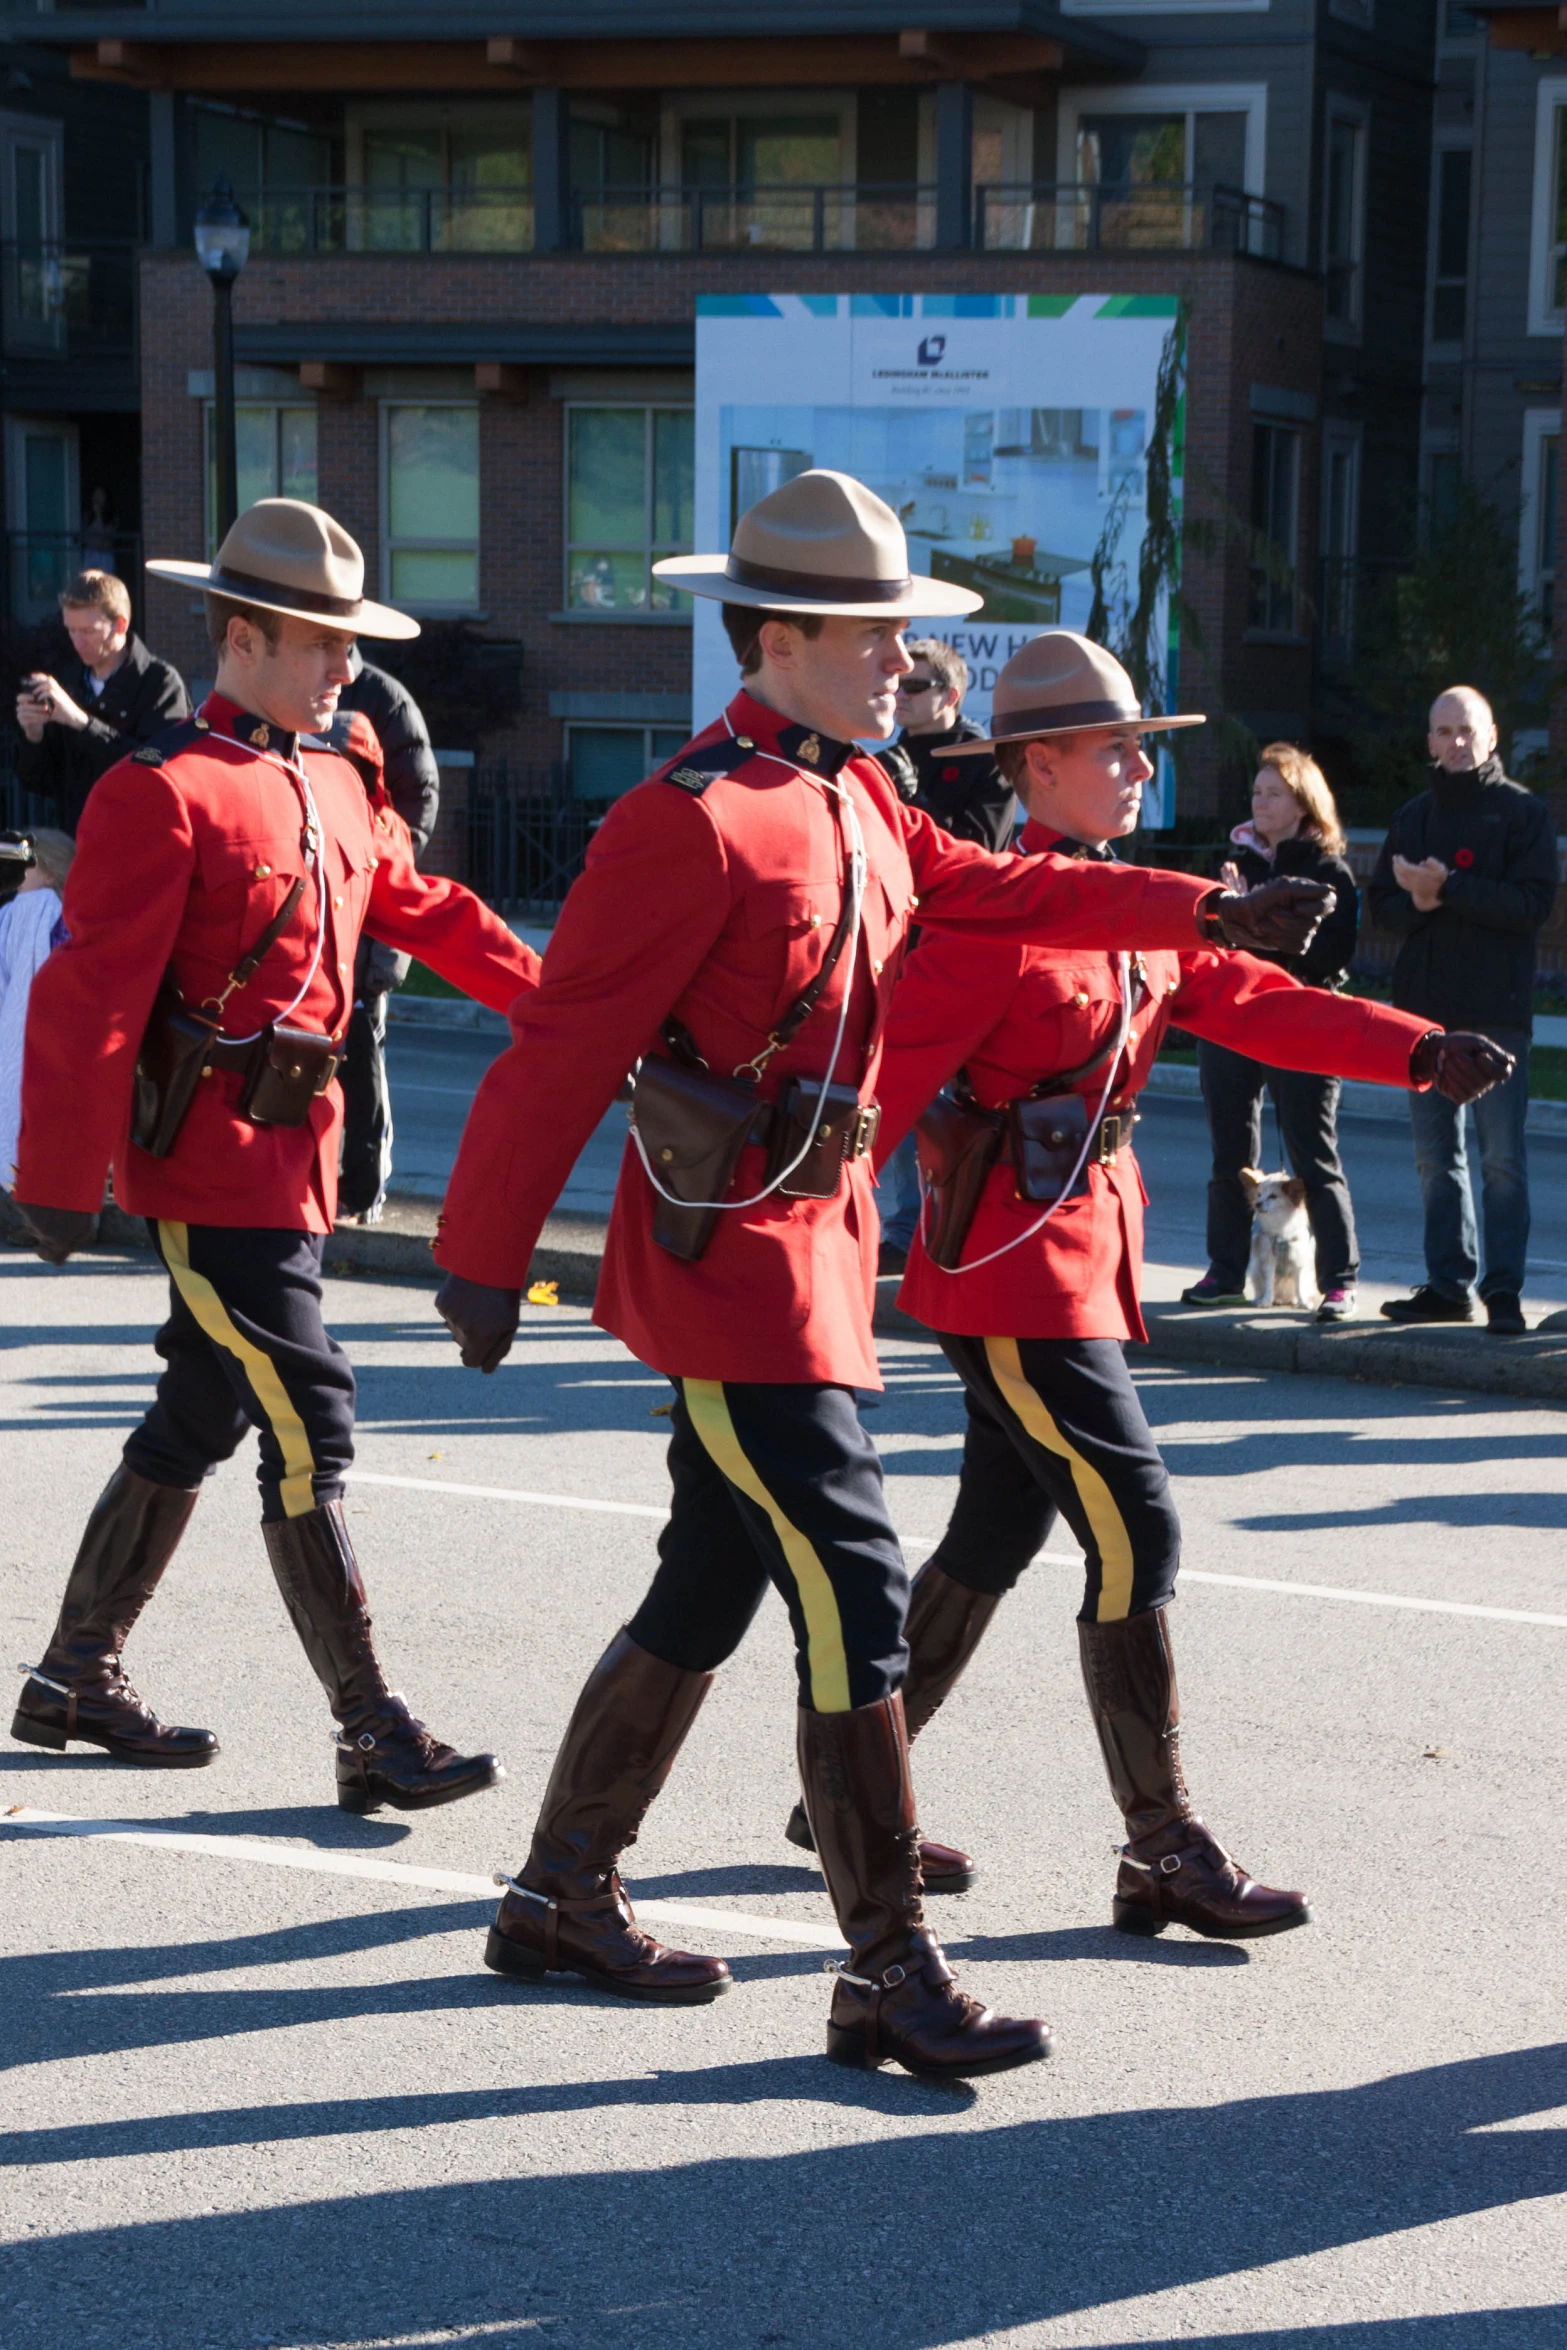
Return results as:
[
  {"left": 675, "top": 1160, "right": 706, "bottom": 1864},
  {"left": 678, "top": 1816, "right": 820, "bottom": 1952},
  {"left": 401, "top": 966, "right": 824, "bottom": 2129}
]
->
[
  {"left": 12, "top": 1463, "right": 216, "bottom": 1765},
  {"left": 484, "top": 1629, "right": 731, "bottom": 2003},
  {"left": 1080, "top": 1607, "right": 1311, "bottom": 1941},
  {"left": 802, "top": 1692, "right": 1050, "bottom": 2082}
]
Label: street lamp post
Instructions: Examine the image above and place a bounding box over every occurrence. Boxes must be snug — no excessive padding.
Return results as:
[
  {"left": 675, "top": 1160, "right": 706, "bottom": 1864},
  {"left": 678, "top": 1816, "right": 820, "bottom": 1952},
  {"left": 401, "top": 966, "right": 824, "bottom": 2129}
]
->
[{"left": 194, "top": 176, "right": 251, "bottom": 541}]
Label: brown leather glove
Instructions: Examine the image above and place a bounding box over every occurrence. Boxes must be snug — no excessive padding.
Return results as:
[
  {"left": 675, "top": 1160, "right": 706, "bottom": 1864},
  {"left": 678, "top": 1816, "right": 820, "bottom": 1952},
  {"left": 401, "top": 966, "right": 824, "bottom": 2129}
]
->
[
  {"left": 435, "top": 1271, "right": 521, "bottom": 1373},
  {"left": 1199, "top": 878, "right": 1335, "bottom": 955},
  {"left": 13, "top": 1202, "right": 99, "bottom": 1265},
  {"left": 1409, "top": 1029, "right": 1516, "bottom": 1106}
]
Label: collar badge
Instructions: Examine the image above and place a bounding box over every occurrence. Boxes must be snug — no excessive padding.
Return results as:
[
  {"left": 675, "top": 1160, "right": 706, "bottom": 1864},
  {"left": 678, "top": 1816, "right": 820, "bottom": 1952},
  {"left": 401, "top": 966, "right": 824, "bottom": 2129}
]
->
[
  {"left": 248, "top": 721, "right": 271, "bottom": 749},
  {"left": 797, "top": 733, "right": 821, "bottom": 766}
]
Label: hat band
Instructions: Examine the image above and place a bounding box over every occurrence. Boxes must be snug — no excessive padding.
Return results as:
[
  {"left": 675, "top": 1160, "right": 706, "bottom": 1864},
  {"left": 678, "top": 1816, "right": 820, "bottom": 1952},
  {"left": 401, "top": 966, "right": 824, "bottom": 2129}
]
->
[
  {"left": 726, "top": 553, "right": 914, "bottom": 603},
  {"left": 208, "top": 564, "right": 364, "bottom": 620},
  {"left": 993, "top": 695, "right": 1142, "bottom": 737}
]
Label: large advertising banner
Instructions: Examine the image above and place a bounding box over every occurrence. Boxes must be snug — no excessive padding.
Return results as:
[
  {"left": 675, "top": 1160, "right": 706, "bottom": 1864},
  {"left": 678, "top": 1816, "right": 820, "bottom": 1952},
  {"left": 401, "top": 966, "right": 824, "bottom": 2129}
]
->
[{"left": 693, "top": 291, "right": 1183, "bottom": 826}]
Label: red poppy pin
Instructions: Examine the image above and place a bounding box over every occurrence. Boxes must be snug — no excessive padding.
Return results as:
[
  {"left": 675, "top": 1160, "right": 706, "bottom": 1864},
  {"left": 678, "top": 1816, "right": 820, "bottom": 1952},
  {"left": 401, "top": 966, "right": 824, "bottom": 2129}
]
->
[
  {"left": 1454, "top": 847, "right": 1475, "bottom": 868},
  {"left": 942, "top": 764, "right": 960, "bottom": 781}
]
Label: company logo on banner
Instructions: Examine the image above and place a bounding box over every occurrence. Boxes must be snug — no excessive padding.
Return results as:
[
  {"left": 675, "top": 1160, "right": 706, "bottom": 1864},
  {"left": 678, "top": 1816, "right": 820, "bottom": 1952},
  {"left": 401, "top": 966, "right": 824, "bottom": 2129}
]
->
[{"left": 692, "top": 292, "right": 1185, "bottom": 828}]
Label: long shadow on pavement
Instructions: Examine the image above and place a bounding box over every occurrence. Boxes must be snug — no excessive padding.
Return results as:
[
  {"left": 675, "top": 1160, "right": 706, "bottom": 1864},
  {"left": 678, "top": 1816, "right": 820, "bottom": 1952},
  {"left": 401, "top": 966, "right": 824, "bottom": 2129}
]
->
[{"left": 1, "top": 2043, "right": 1563, "bottom": 2350}]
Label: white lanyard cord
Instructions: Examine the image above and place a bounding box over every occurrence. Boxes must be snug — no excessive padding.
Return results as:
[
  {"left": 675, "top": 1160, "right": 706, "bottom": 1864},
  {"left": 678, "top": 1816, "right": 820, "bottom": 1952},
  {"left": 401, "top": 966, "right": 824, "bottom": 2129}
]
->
[
  {"left": 924, "top": 951, "right": 1133, "bottom": 1277},
  {"left": 628, "top": 771, "right": 867, "bottom": 1213},
  {"left": 220, "top": 757, "right": 329, "bottom": 1047}
]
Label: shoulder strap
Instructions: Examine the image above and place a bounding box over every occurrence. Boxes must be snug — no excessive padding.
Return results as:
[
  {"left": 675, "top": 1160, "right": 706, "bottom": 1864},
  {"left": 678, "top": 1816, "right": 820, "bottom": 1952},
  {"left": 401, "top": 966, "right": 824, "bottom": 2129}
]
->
[
  {"left": 656, "top": 734, "right": 749, "bottom": 797},
  {"left": 231, "top": 877, "right": 306, "bottom": 989}
]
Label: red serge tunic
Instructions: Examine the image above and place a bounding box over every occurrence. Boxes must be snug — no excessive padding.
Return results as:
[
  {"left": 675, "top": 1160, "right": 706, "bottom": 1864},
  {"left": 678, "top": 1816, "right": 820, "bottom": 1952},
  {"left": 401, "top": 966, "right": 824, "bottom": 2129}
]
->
[
  {"left": 16, "top": 694, "right": 541, "bottom": 1231},
  {"left": 876, "top": 823, "right": 1437, "bottom": 1342},
  {"left": 434, "top": 695, "right": 1225, "bottom": 1390}
]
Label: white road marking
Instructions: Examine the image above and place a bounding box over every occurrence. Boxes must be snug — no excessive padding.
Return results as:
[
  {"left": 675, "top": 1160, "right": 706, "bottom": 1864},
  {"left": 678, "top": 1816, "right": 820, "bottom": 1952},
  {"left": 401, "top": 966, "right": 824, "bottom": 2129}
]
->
[
  {"left": 348, "top": 1470, "right": 1567, "bottom": 1631},
  {"left": 0, "top": 1808, "right": 845, "bottom": 1952}
]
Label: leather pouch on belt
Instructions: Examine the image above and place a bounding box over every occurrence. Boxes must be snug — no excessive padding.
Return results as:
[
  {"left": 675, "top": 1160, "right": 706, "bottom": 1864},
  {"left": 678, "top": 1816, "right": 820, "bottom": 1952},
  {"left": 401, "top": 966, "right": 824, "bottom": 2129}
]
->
[
  {"left": 914, "top": 1096, "right": 1003, "bottom": 1270},
  {"left": 766, "top": 1075, "right": 876, "bottom": 1200},
  {"left": 1007, "top": 1092, "right": 1090, "bottom": 1202},
  {"left": 238, "top": 1026, "right": 340, "bottom": 1128},
  {"left": 631, "top": 1054, "right": 762, "bottom": 1263},
  {"left": 132, "top": 977, "right": 224, "bottom": 1159}
]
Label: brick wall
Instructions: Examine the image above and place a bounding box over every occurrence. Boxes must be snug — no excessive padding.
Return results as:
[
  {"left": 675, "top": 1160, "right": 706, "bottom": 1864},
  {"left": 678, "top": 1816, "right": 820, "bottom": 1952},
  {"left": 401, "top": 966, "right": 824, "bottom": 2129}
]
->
[{"left": 140, "top": 246, "right": 1324, "bottom": 840}]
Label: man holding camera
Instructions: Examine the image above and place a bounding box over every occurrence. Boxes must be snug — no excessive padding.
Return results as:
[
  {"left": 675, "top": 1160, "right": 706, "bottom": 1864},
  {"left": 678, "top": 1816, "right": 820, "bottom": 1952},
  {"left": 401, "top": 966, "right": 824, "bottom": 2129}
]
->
[
  {"left": 14, "top": 570, "right": 189, "bottom": 834},
  {"left": 10, "top": 500, "right": 538, "bottom": 1814}
]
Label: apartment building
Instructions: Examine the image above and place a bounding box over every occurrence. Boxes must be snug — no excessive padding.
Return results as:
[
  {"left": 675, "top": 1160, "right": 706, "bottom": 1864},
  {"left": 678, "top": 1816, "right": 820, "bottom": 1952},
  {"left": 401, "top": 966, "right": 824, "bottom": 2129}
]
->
[{"left": 4, "top": 1, "right": 1455, "bottom": 856}]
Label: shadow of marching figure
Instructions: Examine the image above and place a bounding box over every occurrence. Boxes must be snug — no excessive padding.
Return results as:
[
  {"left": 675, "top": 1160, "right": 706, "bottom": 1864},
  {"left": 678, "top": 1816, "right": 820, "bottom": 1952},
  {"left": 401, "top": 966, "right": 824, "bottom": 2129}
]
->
[{"left": 0, "top": 2042, "right": 1563, "bottom": 2348}]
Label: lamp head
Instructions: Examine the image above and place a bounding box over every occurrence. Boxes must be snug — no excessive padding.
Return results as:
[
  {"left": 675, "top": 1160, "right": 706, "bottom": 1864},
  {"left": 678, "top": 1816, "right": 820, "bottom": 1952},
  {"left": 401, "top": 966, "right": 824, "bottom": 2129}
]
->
[{"left": 194, "top": 175, "right": 251, "bottom": 282}]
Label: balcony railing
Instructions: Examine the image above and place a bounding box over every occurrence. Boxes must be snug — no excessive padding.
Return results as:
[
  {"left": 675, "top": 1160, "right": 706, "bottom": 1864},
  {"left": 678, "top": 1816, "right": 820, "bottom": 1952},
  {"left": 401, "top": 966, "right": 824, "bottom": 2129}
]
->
[
  {"left": 244, "top": 187, "right": 535, "bottom": 255},
  {"left": 0, "top": 240, "right": 137, "bottom": 359},
  {"left": 241, "top": 181, "right": 1284, "bottom": 260},
  {"left": 976, "top": 183, "right": 1284, "bottom": 260}
]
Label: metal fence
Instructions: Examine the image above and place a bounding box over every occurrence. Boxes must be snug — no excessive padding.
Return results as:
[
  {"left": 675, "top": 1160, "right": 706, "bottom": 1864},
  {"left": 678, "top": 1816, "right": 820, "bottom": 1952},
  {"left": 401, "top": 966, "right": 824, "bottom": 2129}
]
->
[
  {"left": 467, "top": 764, "right": 598, "bottom": 914},
  {"left": 240, "top": 180, "right": 1286, "bottom": 260}
]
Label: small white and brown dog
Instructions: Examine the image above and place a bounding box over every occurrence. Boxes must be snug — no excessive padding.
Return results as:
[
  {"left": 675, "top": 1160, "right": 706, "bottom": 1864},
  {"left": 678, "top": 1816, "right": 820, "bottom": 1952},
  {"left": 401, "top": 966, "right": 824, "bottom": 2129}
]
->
[{"left": 1240, "top": 1168, "right": 1319, "bottom": 1310}]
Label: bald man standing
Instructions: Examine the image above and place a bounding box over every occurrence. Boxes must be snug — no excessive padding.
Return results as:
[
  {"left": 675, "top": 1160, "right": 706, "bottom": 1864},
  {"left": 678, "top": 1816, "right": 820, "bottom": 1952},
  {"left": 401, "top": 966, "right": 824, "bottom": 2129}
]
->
[{"left": 1369, "top": 687, "right": 1557, "bottom": 1334}]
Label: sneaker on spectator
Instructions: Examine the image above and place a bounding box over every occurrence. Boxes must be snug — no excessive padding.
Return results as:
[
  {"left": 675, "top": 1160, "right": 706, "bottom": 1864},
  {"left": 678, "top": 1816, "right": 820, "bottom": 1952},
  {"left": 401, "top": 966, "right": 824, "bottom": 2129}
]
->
[
  {"left": 1317, "top": 1286, "right": 1357, "bottom": 1322},
  {"left": 1380, "top": 1286, "right": 1474, "bottom": 1325},
  {"left": 1180, "top": 1274, "right": 1247, "bottom": 1307},
  {"left": 1484, "top": 1291, "right": 1527, "bottom": 1335},
  {"left": 877, "top": 1241, "right": 908, "bottom": 1278}
]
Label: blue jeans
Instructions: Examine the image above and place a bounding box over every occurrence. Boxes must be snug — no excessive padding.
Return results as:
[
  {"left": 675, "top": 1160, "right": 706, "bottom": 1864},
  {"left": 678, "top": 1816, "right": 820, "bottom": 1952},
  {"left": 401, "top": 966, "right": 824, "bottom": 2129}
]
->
[
  {"left": 876, "top": 1127, "right": 923, "bottom": 1251},
  {"left": 1407, "top": 1026, "right": 1531, "bottom": 1300}
]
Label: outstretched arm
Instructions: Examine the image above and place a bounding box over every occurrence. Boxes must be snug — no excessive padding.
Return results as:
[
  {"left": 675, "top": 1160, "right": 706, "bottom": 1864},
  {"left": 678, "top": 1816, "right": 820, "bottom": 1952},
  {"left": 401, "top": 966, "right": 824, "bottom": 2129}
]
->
[
  {"left": 364, "top": 808, "right": 539, "bottom": 1015},
  {"left": 1171, "top": 949, "right": 1433, "bottom": 1086}
]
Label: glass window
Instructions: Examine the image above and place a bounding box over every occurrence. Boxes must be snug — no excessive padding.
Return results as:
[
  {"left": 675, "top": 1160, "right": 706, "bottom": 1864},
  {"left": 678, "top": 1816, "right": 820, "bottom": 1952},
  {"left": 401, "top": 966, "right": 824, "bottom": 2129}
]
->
[
  {"left": 205, "top": 404, "right": 318, "bottom": 555},
  {"left": 565, "top": 406, "right": 694, "bottom": 615},
  {"left": 383, "top": 403, "right": 479, "bottom": 609},
  {"left": 567, "top": 725, "right": 688, "bottom": 804},
  {"left": 354, "top": 110, "right": 531, "bottom": 251},
  {"left": 1432, "top": 147, "right": 1471, "bottom": 342},
  {"left": 1249, "top": 424, "right": 1299, "bottom": 633},
  {"left": 679, "top": 116, "right": 840, "bottom": 189},
  {"left": 1078, "top": 115, "right": 1187, "bottom": 188},
  {"left": 1325, "top": 114, "right": 1364, "bottom": 328},
  {"left": 1539, "top": 433, "right": 1559, "bottom": 632}
]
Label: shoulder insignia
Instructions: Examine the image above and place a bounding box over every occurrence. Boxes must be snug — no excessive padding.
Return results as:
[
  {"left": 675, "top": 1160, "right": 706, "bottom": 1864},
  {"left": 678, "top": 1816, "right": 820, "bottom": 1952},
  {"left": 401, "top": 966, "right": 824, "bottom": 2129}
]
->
[
  {"left": 656, "top": 735, "right": 748, "bottom": 797},
  {"left": 130, "top": 713, "right": 211, "bottom": 768},
  {"left": 132, "top": 744, "right": 165, "bottom": 766}
]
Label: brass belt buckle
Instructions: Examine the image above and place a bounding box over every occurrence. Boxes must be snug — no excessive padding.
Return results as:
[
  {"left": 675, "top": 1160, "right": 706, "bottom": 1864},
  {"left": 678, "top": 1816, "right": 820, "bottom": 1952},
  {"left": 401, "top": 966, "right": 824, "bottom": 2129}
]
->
[{"left": 849, "top": 1101, "right": 882, "bottom": 1160}]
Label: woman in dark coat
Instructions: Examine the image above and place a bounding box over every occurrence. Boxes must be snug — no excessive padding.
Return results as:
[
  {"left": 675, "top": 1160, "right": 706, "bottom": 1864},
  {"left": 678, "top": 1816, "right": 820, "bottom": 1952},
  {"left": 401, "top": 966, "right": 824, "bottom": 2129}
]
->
[{"left": 1184, "top": 743, "right": 1363, "bottom": 1318}]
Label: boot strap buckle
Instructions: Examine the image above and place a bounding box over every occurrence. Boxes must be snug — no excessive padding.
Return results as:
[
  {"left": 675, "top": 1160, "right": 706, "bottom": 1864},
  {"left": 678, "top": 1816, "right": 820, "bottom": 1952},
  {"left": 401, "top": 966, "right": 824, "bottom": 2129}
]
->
[
  {"left": 1119, "top": 1843, "right": 1183, "bottom": 1876},
  {"left": 824, "top": 1957, "right": 906, "bottom": 1991}
]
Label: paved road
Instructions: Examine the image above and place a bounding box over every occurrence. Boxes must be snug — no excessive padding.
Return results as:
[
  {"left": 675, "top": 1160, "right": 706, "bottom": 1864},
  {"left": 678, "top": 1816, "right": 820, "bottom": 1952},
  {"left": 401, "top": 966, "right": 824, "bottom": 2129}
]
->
[
  {"left": 386, "top": 1026, "right": 1567, "bottom": 1309},
  {"left": 3, "top": 1250, "right": 1564, "bottom": 2347}
]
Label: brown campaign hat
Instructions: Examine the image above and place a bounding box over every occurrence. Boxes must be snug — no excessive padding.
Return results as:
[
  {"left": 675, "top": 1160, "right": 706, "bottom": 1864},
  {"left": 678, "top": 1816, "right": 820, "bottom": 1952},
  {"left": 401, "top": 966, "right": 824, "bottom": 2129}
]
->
[
  {"left": 948, "top": 629, "right": 1204, "bottom": 753},
  {"left": 653, "top": 468, "right": 983, "bottom": 618},
  {"left": 146, "top": 498, "right": 421, "bottom": 641}
]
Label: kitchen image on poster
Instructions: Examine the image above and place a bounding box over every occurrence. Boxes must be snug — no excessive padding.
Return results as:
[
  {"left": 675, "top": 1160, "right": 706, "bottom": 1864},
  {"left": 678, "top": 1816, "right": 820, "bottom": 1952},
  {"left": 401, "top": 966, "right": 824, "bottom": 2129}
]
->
[{"left": 692, "top": 292, "right": 1184, "bottom": 827}]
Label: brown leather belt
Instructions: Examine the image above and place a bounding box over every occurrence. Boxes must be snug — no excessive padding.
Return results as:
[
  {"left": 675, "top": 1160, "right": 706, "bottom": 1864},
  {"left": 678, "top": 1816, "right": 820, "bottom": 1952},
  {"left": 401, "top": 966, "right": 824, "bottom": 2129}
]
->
[{"left": 205, "top": 1036, "right": 262, "bottom": 1072}]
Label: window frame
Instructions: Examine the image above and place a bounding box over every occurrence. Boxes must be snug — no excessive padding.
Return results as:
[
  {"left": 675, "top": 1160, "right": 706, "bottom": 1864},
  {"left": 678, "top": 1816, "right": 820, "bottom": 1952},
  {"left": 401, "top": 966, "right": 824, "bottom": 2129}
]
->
[
  {"left": 202, "top": 399, "right": 319, "bottom": 558},
  {"left": 561, "top": 400, "right": 695, "bottom": 624},
  {"left": 1322, "top": 96, "right": 1369, "bottom": 343},
  {"left": 378, "top": 397, "right": 482, "bottom": 615},
  {"left": 1519, "top": 405, "right": 1560, "bottom": 638},
  {"left": 1527, "top": 78, "right": 1567, "bottom": 337},
  {"left": 1055, "top": 81, "right": 1269, "bottom": 203},
  {"left": 1248, "top": 420, "right": 1302, "bottom": 640},
  {"left": 1426, "top": 136, "right": 1473, "bottom": 351},
  {"left": 564, "top": 720, "right": 691, "bottom": 804}
]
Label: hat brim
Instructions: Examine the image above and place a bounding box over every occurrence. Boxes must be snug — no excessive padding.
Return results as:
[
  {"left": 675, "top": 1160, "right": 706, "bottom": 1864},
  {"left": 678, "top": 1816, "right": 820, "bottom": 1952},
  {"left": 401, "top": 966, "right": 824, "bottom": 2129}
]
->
[
  {"left": 145, "top": 558, "right": 422, "bottom": 641},
  {"left": 652, "top": 555, "right": 983, "bottom": 619},
  {"left": 948, "top": 710, "right": 1206, "bottom": 753}
]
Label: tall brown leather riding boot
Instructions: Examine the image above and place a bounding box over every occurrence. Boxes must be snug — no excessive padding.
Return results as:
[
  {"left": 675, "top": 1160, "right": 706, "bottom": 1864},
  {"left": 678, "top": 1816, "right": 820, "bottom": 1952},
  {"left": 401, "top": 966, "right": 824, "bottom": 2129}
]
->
[
  {"left": 801, "top": 1692, "right": 1050, "bottom": 2082},
  {"left": 484, "top": 1628, "right": 732, "bottom": 2004},
  {"left": 1079, "top": 1607, "right": 1312, "bottom": 1941},
  {"left": 785, "top": 1564, "right": 1001, "bottom": 1892},
  {"left": 262, "top": 1502, "right": 503, "bottom": 1815},
  {"left": 12, "top": 1463, "right": 217, "bottom": 1766}
]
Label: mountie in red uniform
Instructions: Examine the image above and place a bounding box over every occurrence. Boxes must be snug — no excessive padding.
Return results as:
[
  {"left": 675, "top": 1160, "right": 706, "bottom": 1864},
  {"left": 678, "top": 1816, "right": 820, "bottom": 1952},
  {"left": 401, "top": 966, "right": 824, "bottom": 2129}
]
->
[
  {"left": 781, "top": 820, "right": 1436, "bottom": 1941},
  {"left": 12, "top": 689, "right": 541, "bottom": 1814},
  {"left": 435, "top": 690, "right": 1219, "bottom": 1390}
]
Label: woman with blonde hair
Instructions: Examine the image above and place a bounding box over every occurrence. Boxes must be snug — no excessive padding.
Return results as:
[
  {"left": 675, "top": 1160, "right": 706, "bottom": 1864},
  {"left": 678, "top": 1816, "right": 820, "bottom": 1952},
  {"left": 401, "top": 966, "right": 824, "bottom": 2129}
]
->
[{"left": 1183, "top": 743, "right": 1365, "bottom": 1318}]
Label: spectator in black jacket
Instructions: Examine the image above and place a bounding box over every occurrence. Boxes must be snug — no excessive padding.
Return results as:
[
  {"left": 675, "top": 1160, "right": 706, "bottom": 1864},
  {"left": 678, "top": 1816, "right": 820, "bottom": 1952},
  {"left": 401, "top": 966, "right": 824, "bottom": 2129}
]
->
[
  {"left": 1368, "top": 686, "right": 1554, "bottom": 1334},
  {"left": 13, "top": 572, "right": 189, "bottom": 833},
  {"left": 873, "top": 639, "right": 1018, "bottom": 1274},
  {"left": 330, "top": 654, "right": 442, "bottom": 1223},
  {"left": 1184, "top": 744, "right": 1365, "bottom": 1318}
]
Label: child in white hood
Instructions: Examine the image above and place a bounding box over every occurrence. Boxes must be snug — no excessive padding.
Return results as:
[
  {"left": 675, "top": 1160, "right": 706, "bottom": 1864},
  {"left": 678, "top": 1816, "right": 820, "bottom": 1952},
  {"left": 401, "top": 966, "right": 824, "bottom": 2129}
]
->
[{"left": 0, "top": 829, "right": 74, "bottom": 1191}]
